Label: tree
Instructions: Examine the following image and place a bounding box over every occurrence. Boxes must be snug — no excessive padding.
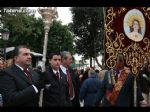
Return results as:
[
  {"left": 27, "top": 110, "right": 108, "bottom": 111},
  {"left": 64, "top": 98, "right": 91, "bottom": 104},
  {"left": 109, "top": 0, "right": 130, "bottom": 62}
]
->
[
  {"left": 1, "top": 7, "right": 44, "bottom": 53},
  {"left": 1, "top": 7, "right": 75, "bottom": 58},
  {"left": 47, "top": 20, "right": 75, "bottom": 55},
  {"left": 70, "top": 7, "right": 104, "bottom": 68}
]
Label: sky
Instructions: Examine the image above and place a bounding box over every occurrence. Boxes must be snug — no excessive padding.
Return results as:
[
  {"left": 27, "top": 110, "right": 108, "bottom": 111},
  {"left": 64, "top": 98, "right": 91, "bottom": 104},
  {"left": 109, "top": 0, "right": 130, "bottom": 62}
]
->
[{"left": 29, "top": 7, "right": 72, "bottom": 25}]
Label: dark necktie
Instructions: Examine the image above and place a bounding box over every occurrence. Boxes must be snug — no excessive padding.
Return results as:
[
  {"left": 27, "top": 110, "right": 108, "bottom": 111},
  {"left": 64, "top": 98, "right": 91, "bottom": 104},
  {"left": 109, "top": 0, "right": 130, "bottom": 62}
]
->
[
  {"left": 55, "top": 72, "right": 60, "bottom": 80},
  {"left": 24, "top": 68, "right": 32, "bottom": 83},
  {"left": 66, "top": 69, "right": 74, "bottom": 98}
]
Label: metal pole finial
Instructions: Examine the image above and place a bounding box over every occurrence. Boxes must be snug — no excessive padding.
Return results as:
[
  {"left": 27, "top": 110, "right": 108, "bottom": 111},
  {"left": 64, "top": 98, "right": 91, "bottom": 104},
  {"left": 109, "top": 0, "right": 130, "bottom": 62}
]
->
[{"left": 38, "top": 7, "right": 58, "bottom": 72}]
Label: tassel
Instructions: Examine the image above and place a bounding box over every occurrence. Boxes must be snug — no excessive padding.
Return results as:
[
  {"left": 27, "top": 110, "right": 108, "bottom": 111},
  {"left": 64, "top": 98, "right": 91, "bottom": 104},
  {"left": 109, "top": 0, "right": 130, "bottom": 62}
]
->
[
  {"left": 111, "top": 69, "right": 116, "bottom": 85},
  {"left": 108, "top": 71, "right": 111, "bottom": 84}
]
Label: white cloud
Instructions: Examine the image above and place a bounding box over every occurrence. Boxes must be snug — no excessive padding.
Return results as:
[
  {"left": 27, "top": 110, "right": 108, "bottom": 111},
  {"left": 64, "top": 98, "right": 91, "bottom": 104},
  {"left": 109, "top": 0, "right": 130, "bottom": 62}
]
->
[
  {"left": 57, "top": 7, "right": 72, "bottom": 25},
  {"left": 28, "top": 7, "right": 72, "bottom": 25},
  {"left": 73, "top": 53, "right": 83, "bottom": 61}
]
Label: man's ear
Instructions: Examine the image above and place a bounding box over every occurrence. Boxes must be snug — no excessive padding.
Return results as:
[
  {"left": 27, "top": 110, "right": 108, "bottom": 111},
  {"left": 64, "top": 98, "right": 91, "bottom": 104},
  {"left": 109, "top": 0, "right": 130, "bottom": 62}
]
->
[
  {"left": 14, "top": 56, "right": 17, "bottom": 61},
  {"left": 48, "top": 59, "right": 51, "bottom": 64}
]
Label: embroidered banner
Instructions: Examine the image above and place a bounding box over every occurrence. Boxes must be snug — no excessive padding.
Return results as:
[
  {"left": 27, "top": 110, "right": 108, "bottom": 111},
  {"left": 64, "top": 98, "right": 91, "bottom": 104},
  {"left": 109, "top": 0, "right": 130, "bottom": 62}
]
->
[
  {"left": 104, "top": 7, "right": 150, "bottom": 76},
  {"left": 106, "top": 67, "right": 130, "bottom": 105}
]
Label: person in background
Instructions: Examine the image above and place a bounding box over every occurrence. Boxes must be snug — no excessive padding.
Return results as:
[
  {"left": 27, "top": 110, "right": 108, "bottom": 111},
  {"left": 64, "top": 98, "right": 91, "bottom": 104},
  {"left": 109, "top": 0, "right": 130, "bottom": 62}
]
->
[
  {"left": 95, "top": 69, "right": 100, "bottom": 78},
  {"left": 0, "top": 45, "right": 45, "bottom": 106},
  {"left": 0, "top": 57, "right": 5, "bottom": 70},
  {"left": 79, "top": 69, "right": 84, "bottom": 83},
  {"left": 42, "top": 52, "right": 71, "bottom": 106},
  {"left": 97, "top": 69, "right": 108, "bottom": 82},
  {"left": 60, "top": 51, "right": 80, "bottom": 107},
  {"left": 137, "top": 59, "right": 150, "bottom": 106},
  {"left": 5, "top": 59, "right": 13, "bottom": 68},
  {"left": 79, "top": 70, "right": 101, "bottom": 107},
  {"left": 95, "top": 53, "right": 147, "bottom": 107},
  {"left": 80, "top": 67, "right": 91, "bottom": 85}
]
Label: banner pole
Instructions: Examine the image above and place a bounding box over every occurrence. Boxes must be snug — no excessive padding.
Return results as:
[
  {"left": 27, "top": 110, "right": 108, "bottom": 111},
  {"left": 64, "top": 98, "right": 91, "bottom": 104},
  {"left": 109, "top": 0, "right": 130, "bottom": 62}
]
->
[{"left": 134, "top": 76, "right": 137, "bottom": 107}]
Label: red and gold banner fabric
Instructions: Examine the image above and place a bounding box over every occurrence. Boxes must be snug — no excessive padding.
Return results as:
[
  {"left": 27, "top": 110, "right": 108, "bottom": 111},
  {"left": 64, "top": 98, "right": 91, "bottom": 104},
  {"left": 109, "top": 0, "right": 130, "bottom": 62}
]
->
[
  {"left": 104, "top": 7, "right": 150, "bottom": 76},
  {"left": 106, "top": 67, "right": 130, "bottom": 105}
]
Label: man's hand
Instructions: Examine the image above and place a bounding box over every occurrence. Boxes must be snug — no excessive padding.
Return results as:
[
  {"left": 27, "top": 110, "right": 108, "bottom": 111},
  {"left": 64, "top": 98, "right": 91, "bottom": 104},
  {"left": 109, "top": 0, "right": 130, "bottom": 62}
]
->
[{"left": 34, "top": 74, "right": 45, "bottom": 90}]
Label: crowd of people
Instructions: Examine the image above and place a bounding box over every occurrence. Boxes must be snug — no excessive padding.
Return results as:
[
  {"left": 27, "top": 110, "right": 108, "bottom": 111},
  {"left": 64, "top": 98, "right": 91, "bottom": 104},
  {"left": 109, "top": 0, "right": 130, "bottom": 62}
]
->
[{"left": 0, "top": 45, "right": 150, "bottom": 107}]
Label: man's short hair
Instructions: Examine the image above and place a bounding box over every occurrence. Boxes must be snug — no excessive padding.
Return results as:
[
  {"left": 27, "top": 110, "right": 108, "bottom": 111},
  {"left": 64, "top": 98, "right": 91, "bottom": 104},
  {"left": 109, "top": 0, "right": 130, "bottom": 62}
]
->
[
  {"left": 60, "top": 51, "right": 71, "bottom": 60},
  {"left": 13, "top": 45, "right": 30, "bottom": 57},
  {"left": 48, "top": 52, "right": 61, "bottom": 60},
  {"left": 95, "top": 69, "right": 100, "bottom": 73}
]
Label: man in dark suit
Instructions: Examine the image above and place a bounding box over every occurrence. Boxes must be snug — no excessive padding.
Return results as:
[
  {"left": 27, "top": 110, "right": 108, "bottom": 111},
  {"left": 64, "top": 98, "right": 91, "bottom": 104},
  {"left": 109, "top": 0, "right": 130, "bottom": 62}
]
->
[
  {"left": 95, "top": 53, "right": 147, "bottom": 107},
  {"left": 137, "top": 59, "right": 150, "bottom": 105},
  {"left": 60, "top": 51, "right": 80, "bottom": 107},
  {"left": 42, "top": 52, "right": 71, "bottom": 106},
  {"left": 0, "top": 45, "right": 44, "bottom": 106}
]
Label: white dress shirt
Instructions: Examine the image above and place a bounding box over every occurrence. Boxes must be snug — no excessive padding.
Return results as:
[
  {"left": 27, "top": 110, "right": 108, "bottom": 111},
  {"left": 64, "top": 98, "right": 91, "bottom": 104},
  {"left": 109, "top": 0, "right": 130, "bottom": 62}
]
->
[{"left": 60, "top": 65, "right": 67, "bottom": 75}]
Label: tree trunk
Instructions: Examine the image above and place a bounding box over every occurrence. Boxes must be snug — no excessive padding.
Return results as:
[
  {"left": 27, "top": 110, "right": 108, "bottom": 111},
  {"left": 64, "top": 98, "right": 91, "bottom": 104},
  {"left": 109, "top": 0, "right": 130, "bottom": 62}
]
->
[
  {"left": 95, "top": 54, "right": 107, "bottom": 69},
  {"left": 90, "top": 57, "right": 92, "bottom": 67},
  {"left": 95, "top": 57, "right": 102, "bottom": 69}
]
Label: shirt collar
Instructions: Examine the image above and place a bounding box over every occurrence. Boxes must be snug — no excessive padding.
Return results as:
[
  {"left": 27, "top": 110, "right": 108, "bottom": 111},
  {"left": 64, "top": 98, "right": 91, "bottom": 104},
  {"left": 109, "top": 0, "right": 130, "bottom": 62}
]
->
[
  {"left": 15, "top": 64, "right": 24, "bottom": 71},
  {"left": 15, "top": 64, "right": 29, "bottom": 71},
  {"left": 60, "top": 65, "right": 67, "bottom": 74},
  {"left": 52, "top": 69, "right": 59, "bottom": 74}
]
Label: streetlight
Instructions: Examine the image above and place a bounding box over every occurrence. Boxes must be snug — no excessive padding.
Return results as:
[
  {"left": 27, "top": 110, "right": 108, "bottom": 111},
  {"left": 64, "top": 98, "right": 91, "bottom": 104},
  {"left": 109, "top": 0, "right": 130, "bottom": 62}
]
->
[
  {"left": 38, "top": 7, "right": 58, "bottom": 72},
  {"left": 0, "top": 13, "right": 10, "bottom": 61},
  {"left": 2, "top": 28, "right": 10, "bottom": 60}
]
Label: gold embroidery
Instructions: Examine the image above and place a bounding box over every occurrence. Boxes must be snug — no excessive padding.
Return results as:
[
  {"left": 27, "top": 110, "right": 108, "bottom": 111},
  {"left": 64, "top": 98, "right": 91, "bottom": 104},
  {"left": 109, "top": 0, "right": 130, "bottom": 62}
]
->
[{"left": 115, "top": 81, "right": 122, "bottom": 91}]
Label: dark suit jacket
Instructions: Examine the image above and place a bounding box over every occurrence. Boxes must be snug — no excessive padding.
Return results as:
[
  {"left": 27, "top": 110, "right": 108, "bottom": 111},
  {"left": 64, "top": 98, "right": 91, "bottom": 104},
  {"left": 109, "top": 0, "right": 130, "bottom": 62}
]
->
[
  {"left": 42, "top": 66, "right": 71, "bottom": 106},
  {"left": 137, "top": 69, "right": 150, "bottom": 94},
  {"left": 68, "top": 67, "right": 80, "bottom": 107},
  {"left": 95, "top": 69, "right": 144, "bottom": 107},
  {"left": 0, "top": 64, "right": 40, "bottom": 106}
]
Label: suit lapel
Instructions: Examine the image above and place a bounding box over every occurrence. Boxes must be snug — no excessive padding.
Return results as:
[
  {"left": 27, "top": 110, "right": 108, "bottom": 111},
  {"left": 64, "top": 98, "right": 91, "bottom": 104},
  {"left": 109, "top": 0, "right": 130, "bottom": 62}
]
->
[
  {"left": 48, "top": 66, "right": 59, "bottom": 80},
  {"left": 59, "top": 68, "right": 65, "bottom": 80},
  {"left": 29, "top": 68, "right": 39, "bottom": 84},
  {"left": 12, "top": 65, "right": 32, "bottom": 84}
]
